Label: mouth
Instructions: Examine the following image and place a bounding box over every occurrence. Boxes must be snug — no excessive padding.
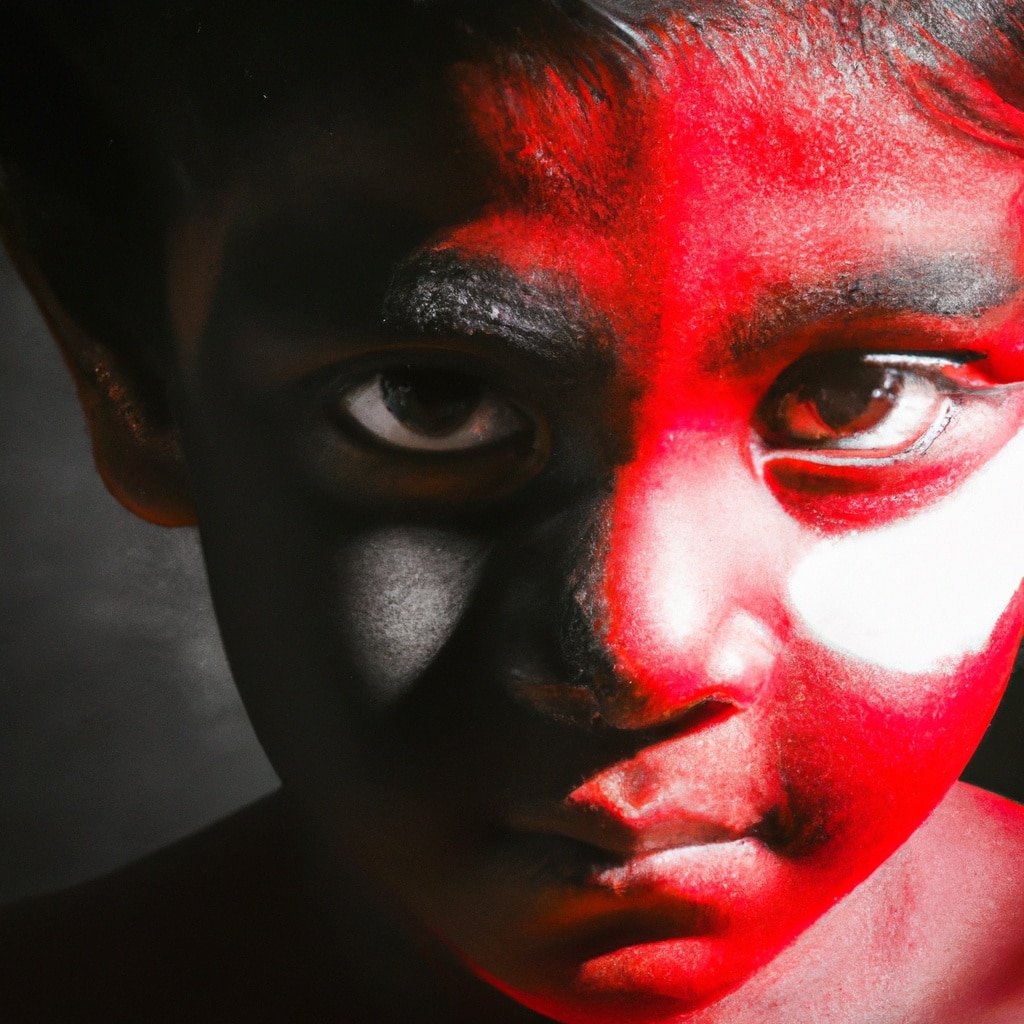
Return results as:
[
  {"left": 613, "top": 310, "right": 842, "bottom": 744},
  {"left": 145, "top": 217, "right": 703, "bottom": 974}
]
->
[
  {"left": 508, "top": 805, "right": 751, "bottom": 858},
  {"left": 487, "top": 727, "right": 793, "bottom": 960},
  {"left": 479, "top": 763, "right": 796, "bottom": 974},
  {"left": 494, "top": 822, "right": 770, "bottom": 966},
  {"left": 500, "top": 802, "right": 773, "bottom": 895},
  {"left": 497, "top": 752, "right": 792, "bottom": 901}
]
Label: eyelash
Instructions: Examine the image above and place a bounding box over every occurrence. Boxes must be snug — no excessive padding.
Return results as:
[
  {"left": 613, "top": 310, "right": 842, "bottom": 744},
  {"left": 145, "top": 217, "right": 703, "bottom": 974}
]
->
[
  {"left": 335, "top": 367, "right": 531, "bottom": 454},
  {"left": 751, "top": 350, "right": 994, "bottom": 468}
]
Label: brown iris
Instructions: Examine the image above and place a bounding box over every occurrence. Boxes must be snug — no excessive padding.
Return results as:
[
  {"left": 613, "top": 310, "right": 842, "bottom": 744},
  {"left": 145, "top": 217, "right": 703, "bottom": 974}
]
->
[{"left": 756, "top": 353, "right": 907, "bottom": 449}]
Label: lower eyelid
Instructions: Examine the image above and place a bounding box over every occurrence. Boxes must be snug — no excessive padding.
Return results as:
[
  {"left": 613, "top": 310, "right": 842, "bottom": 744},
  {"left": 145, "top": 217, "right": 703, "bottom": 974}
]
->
[
  {"left": 754, "top": 398, "right": 954, "bottom": 470},
  {"left": 336, "top": 375, "right": 531, "bottom": 454}
]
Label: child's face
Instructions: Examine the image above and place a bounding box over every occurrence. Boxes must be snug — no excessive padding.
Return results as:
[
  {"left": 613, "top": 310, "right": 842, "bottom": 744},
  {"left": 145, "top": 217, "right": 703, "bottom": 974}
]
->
[{"left": 166, "top": 27, "right": 1024, "bottom": 1024}]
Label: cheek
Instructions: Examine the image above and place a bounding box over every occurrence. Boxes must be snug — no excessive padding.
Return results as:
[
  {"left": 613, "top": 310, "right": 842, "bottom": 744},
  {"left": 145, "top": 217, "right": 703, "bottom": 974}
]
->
[
  {"left": 788, "top": 427, "right": 1024, "bottom": 674},
  {"left": 335, "top": 527, "right": 489, "bottom": 708},
  {"left": 780, "top": 605, "right": 1022, "bottom": 857}
]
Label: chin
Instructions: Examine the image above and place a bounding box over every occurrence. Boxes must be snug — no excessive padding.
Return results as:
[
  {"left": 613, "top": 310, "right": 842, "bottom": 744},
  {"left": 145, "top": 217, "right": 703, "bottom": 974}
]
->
[{"left": 466, "top": 935, "right": 771, "bottom": 1024}]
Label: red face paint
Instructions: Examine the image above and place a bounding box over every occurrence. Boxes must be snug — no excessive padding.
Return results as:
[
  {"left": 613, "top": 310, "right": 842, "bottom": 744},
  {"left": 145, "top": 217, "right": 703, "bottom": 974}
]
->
[
  {"left": 181, "top": 11, "right": 1024, "bottom": 1024},
  {"left": 429, "top": 21, "right": 1024, "bottom": 1020}
]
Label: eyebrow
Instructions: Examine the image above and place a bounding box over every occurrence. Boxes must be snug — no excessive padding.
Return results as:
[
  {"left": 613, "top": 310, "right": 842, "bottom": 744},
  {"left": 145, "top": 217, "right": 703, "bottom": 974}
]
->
[
  {"left": 839, "top": 256, "right": 1018, "bottom": 316},
  {"left": 723, "top": 254, "right": 1022, "bottom": 367},
  {"left": 381, "top": 249, "right": 611, "bottom": 369}
]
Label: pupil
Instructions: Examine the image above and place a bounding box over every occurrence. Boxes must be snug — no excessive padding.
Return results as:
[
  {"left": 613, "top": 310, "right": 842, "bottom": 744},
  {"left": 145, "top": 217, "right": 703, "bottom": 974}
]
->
[
  {"left": 379, "top": 367, "right": 483, "bottom": 437},
  {"left": 755, "top": 353, "right": 912, "bottom": 448},
  {"left": 802, "top": 362, "right": 899, "bottom": 434}
]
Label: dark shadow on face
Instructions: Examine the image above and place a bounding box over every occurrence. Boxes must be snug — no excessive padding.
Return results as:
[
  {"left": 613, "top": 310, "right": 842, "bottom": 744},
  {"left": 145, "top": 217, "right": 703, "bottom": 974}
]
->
[{"left": 6, "top": 2, "right": 1024, "bottom": 1022}]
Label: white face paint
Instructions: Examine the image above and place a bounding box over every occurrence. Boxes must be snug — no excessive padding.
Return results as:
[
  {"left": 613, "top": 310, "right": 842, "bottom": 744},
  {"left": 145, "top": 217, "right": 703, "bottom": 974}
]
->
[
  {"left": 336, "top": 527, "right": 488, "bottom": 707},
  {"left": 788, "top": 426, "right": 1024, "bottom": 675}
]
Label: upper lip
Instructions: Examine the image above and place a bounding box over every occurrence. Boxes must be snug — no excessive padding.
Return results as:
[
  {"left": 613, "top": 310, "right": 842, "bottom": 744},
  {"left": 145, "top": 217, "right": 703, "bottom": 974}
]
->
[
  {"left": 508, "top": 731, "right": 784, "bottom": 858},
  {"left": 508, "top": 804, "right": 750, "bottom": 857}
]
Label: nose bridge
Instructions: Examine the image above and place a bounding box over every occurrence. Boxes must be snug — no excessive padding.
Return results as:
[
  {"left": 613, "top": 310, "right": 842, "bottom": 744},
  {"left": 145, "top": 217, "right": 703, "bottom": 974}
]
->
[{"left": 568, "top": 442, "right": 785, "bottom": 728}]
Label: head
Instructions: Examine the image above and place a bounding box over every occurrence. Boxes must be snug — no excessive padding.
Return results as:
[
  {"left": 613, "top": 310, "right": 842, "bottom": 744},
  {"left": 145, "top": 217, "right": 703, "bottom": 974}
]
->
[{"left": 4, "top": 1, "right": 1024, "bottom": 1020}]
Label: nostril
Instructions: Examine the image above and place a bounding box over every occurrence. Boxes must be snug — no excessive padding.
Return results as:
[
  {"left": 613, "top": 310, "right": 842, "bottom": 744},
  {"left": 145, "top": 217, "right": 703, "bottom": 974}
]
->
[
  {"left": 505, "top": 660, "right": 743, "bottom": 737},
  {"left": 704, "top": 611, "right": 780, "bottom": 703},
  {"left": 670, "top": 696, "right": 739, "bottom": 734},
  {"left": 505, "top": 662, "right": 604, "bottom": 727},
  {"left": 595, "top": 691, "right": 742, "bottom": 735}
]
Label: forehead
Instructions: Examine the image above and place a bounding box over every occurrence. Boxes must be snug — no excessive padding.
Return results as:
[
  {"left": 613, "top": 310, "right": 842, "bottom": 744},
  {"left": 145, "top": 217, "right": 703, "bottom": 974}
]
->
[
  {"left": 171, "top": 10, "right": 1024, "bottom": 367},
  {"left": 450, "top": 23, "right": 1024, "bottom": 313}
]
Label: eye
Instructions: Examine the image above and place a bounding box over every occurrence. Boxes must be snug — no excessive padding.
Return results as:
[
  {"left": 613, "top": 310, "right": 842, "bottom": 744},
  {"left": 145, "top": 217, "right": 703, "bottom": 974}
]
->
[
  {"left": 337, "top": 365, "right": 530, "bottom": 452},
  {"left": 754, "top": 352, "right": 957, "bottom": 456}
]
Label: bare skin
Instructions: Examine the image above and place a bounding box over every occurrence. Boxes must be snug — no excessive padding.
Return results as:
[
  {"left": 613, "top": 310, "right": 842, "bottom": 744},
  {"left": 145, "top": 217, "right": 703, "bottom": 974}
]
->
[
  {"left": 4, "top": 5, "right": 1024, "bottom": 1023},
  {"left": 2, "top": 784, "right": 1023, "bottom": 1023},
  {"left": 700, "top": 785, "right": 1024, "bottom": 1024}
]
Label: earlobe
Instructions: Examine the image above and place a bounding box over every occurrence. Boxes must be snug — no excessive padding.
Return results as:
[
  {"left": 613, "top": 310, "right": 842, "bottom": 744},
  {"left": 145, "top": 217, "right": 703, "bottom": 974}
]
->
[
  {"left": 7, "top": 240, "right": 198, "bottom": 528},
  {"left": 71, "top": 342, "right": 199, "bottom": 528}
]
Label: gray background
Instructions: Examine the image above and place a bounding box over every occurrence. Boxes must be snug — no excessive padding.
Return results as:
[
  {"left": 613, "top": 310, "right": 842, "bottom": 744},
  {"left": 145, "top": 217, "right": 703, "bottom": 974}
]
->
[
  {"left": 2, "top": 245, "right": 1021, "bottom": 907},
  {"left": 0, "top": 249, "right": 277, "bottom": 905}
]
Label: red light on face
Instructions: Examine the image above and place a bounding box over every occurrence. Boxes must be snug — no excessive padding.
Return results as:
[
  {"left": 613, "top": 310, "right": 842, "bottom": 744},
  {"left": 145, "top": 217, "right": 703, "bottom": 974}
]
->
[
  {"left": 177, "top": 12, "right": 1024, "bottom": 1024},
  {"left": 424, "top": 19, "right": 1024, "bottom": 1021}
]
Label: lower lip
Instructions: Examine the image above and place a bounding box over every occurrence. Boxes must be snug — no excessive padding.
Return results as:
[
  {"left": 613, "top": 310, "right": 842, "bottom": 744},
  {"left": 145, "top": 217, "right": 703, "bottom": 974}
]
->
[
  {"left": 503, "top": 831, "right": 772, "bottom": 932},
  {"left": 590, "top": 838, "right": 765, "bottom": 896},
  {"left": 490, "top": 833, "right": 784, "bottom": 1003},
  {"left": 522, "top": 841, "right": 773, "bottom": 997}
]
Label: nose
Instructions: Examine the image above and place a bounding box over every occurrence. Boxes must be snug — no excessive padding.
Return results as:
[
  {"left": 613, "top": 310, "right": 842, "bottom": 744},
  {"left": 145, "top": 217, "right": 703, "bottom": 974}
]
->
[{"left": 526, "top": 445, "right": 790, "bottom": 731}]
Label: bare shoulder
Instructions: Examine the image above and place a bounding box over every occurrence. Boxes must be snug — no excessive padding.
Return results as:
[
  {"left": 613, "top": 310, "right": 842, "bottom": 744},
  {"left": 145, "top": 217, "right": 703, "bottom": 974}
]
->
[
  {"left": 909, "top": 783, "right": 1024, "bottom": 1022},
  {"left": 0, "top": 795, "right": 523, "bottom": 1024},
  {"left": 926, "top": 782, "right": 1024, "bottom": 895},
  {"left": 717, "top": 784, "right": 1024, "bottom": 1024}
]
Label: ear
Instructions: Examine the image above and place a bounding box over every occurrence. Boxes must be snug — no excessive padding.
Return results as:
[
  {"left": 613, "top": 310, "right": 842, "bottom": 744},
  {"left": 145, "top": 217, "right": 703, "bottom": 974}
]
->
[{"left": 8, "top": 241, "right": 198, "bottom": 527}]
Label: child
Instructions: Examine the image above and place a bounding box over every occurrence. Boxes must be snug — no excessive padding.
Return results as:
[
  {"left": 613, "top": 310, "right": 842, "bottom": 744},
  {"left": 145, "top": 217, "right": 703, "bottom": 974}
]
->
[{"left": 3, "top": 1, "right": 1024, "bottom": 1020}]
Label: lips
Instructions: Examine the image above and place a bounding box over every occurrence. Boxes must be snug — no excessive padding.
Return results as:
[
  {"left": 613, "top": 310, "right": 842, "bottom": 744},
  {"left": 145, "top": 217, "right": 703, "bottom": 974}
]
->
[
  {"left": 509, "top": 802, "right": 749, "bottom": 859},
  {"left": 505, "top": 722, "right": 790, "bottom": 881},
  {"left": 489, "top": 728, "right": 799, "bottom": 979}
]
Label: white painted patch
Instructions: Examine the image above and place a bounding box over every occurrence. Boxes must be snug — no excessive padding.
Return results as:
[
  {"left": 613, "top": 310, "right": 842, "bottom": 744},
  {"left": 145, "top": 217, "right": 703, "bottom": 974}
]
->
[
  {"left": 788, "top": 427, "right": 1024, "bottom": 674},
  {"left": 336, "top": 528, "right": 488, "bottom": 707}
]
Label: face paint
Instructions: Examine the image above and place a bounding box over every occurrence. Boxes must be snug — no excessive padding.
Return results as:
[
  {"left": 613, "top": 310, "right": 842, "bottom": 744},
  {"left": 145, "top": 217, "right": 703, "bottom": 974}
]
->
[
  {"left": 335, "top": 527, "right": 488, "bottom": 707},
  {"left": 789, "top": 422, "right": 1024, "bottom": 675},
  {"left": 176, "top": 10, "right": 1024, "bottom": 1024}
]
